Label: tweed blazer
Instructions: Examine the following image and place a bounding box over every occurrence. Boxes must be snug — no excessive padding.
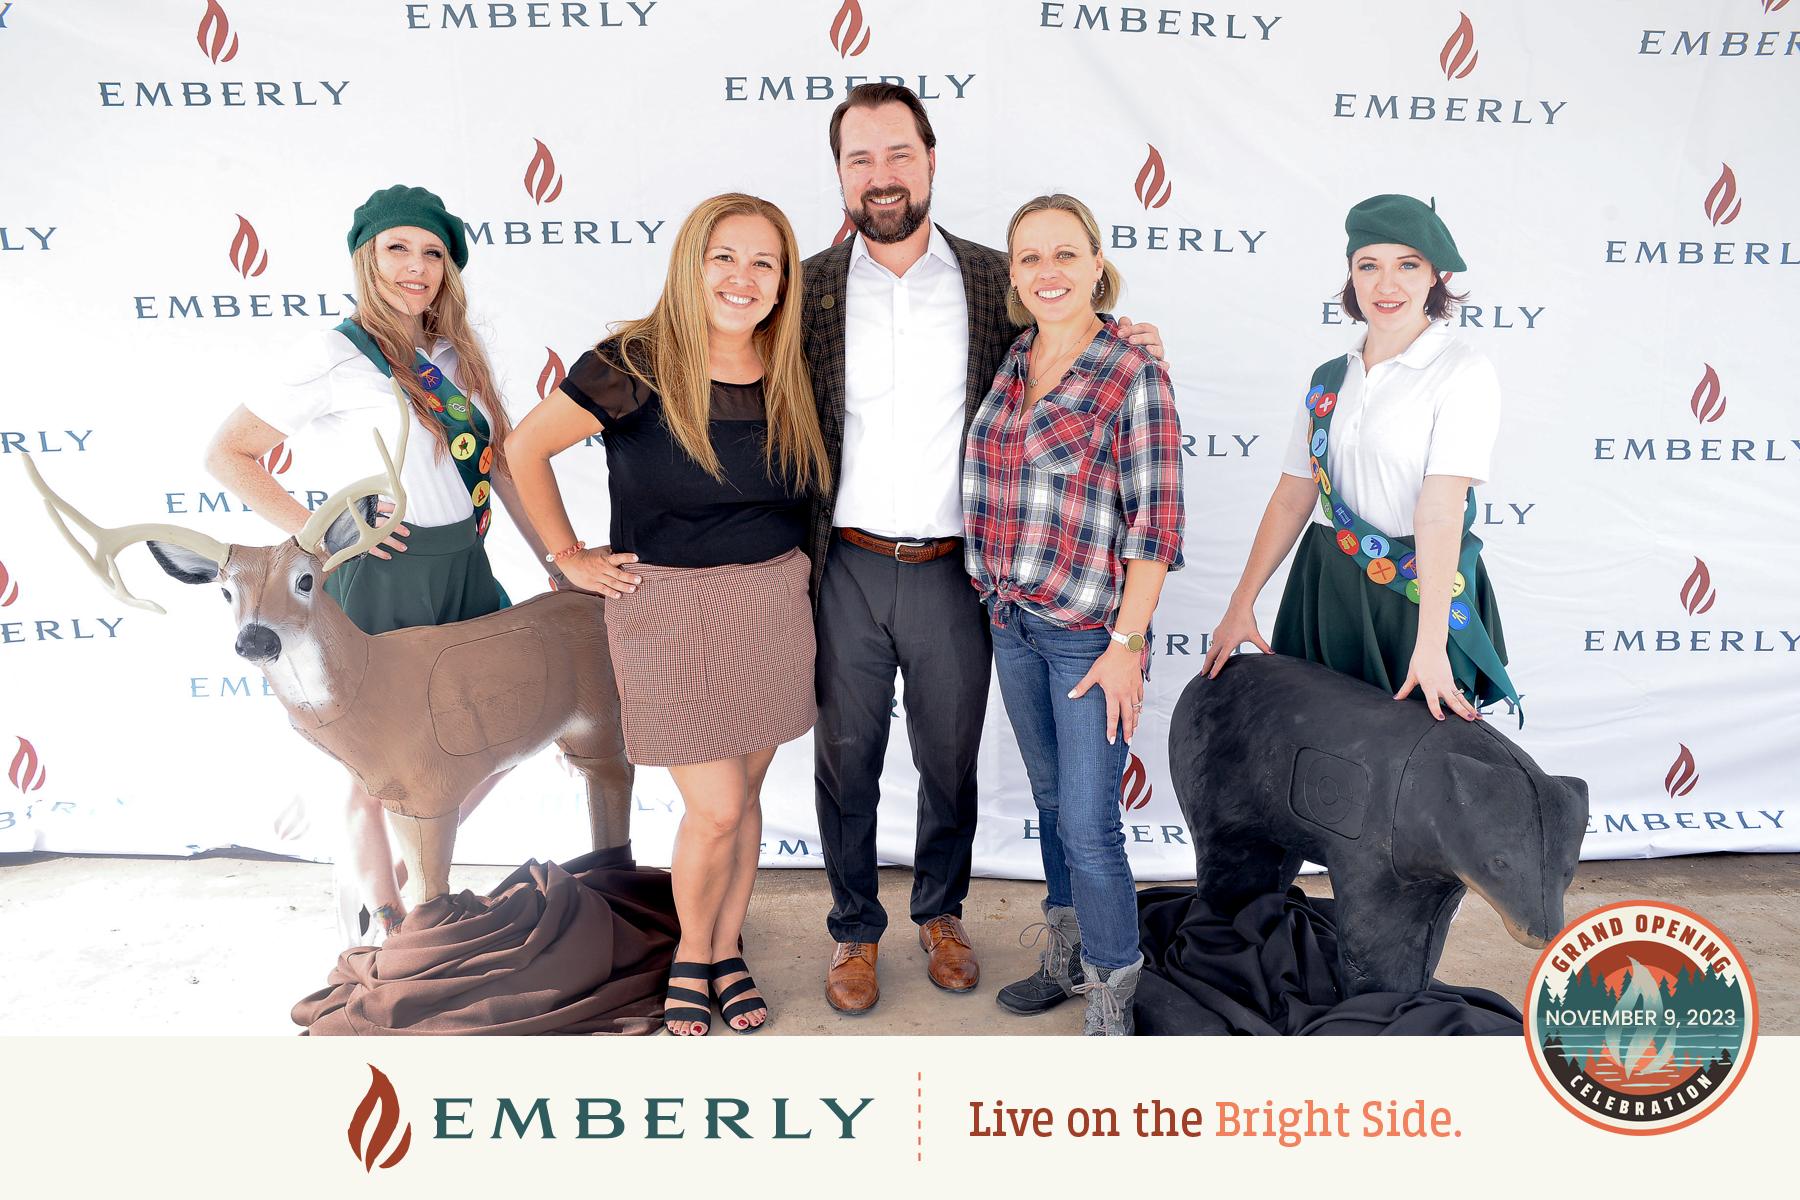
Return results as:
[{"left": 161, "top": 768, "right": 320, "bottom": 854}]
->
[{"left": 800, "top": 225, "right": 1015, "bottom": 597}]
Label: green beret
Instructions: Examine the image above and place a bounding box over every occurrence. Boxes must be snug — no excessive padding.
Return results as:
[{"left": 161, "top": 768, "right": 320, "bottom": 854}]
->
[
  {"left": 346, "top": 184, "right": 468, "bottom": 270},
  {"left": 1344, "top": 193, "right": 1465, "bottom": 274}
]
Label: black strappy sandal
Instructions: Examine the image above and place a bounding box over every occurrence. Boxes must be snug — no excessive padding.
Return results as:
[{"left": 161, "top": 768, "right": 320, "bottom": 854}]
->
[
  {"left": 709, "top": 957, "right": 769, "bottom": 1034},
  {"left": 664, "top": 962, "right": 713, "bottom": 1036}
]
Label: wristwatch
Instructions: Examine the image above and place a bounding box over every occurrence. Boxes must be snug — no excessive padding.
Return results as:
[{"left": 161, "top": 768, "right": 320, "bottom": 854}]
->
[{"left": 1109, "top": 629, "right": 1147, "bottom": 653}]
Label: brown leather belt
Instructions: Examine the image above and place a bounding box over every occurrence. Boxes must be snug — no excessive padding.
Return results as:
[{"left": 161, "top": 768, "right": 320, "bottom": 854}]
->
[{"left": 837, "top": 527, "right": 962, "bottom": 564}]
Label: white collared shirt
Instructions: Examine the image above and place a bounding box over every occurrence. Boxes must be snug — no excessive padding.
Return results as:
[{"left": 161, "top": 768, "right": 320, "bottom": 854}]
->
[
  {"left": 250, "top": 326, "right": 493, "bottom": 528},
  {"left": 832, "top": 227, "right": 971, "bottom": 538},
  {"left": 1281, "top": 321, "right": 1501, "bottom": 536}
]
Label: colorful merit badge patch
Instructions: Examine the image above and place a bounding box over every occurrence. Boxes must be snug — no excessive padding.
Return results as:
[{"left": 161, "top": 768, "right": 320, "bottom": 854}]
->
[
  {"left": 1314, "top": 392, "right": 1338, "bottom": 416},
  {"left": 470, "top": 480, "right": 491, "bottom": 508},
  {"left": 1367, "top": 558, "right": 1397, "bottom": 585},
  {"left": 1305, "top": 385, "right": 1323, "bottom": 412},
  {"left": 1397, "top": 551, "right": 1419, "bottom": 580},
  {"left": 1360, "top": 533, "right": 1389, "bottom": 559},
  {"left": 417, "top": 363, "right": 444, "bottom": 392},
  {"left": 1525, "top": 901, "right": 1757, "bottom": 1135},
  {"left": 1335, "top": 529, "right": 1360, "bottom": 555},
  {"left": 478, "top": 445, "right": 494, "bottom": 474},
  {"left": 451, "top": 432, "right": 478, "bottom": 461},
  {"left": 1310, "top": 429, "right": 1328, "bottom": 456},
  {"left": 1448, "top": 599, "right": 1472, "bottom": 629},
  {"left": 447, "top": 393, "right": 470, "bottom": 420}
]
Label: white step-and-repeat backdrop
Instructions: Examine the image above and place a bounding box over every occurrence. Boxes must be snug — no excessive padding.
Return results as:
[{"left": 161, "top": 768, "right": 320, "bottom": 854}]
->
[{"left": 2, "top": 1, "right": 1796, "bottom": 878}]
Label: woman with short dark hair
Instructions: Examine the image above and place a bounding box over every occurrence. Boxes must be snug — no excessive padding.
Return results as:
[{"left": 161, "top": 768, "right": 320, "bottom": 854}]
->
[{"left": 1203, "top": 194, "right": 1520, "bottom": 721}]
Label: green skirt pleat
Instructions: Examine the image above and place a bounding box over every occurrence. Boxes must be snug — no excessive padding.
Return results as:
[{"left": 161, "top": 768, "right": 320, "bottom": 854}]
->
[
  {"left": 1271, "top": 523, "right": 1510, "bottom": 705},
  {"left": 322, "top": 513, "right": 509, "bottom": 636}
]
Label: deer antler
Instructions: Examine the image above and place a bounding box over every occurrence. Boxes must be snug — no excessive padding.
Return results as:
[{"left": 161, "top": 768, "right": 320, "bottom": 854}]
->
[
  {"left": 17, "top": 451, "right": 231, "bottom": 615},
  {"left": 295, "top": 379, "right": 412, "bottom": 573}
]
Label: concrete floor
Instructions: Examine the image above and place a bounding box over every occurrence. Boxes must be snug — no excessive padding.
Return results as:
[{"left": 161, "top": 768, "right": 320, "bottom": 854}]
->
[{"left": 0, "top": 853, "right": 1794, "bottom": 1035}]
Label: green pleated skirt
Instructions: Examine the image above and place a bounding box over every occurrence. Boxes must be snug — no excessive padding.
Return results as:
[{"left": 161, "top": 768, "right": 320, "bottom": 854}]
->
[
  {"left": 322, "top": 513, "right": 510, "bottom": 635},
  {"left": 1271, "top": 523, "right": 1510, "bottom": 706}
]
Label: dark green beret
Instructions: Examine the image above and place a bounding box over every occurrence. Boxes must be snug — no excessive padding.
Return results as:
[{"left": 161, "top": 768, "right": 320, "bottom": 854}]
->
[
  {"left": 1344, "top": 193, "right": 1465, "bottom": 274},
  {"left": 346, "top": 184, "right": 468, "bottom": 270}
]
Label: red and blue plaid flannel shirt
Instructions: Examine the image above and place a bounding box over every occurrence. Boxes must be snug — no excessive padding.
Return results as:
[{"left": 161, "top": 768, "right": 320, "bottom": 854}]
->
[{"left": 961, "top": 317, "right": 1184, "bottom": 630}]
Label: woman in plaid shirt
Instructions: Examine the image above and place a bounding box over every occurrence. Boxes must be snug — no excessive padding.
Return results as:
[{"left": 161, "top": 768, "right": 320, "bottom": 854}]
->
[{"left": 961, "top": 194, "right": 1185, "bottom": 1035}]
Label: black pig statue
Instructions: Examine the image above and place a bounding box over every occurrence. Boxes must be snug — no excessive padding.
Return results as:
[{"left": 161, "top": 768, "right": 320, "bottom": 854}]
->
[{"left": 1170, "top": 653, "right": 1588, "bottom": 996}]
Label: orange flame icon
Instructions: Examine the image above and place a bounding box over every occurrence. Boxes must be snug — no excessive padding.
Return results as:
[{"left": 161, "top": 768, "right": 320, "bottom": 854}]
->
[
  {"left": 1439, "top": 12, "right": 1478, "bottom": 80},
  {"left": 1679, "top": 557, "right": 1717, "bottom": 616},
  {"left": 1664, "top": 744, "right": 1698, "bottom": 799},
  {"left": 538, "top": 347, "right": 567, "bottom": 402},
  {"left": 1690, "top": 364, "right": 1726, "bottom": 425},
  {"left": 196, "top": 0, "right": 239, "bottom": 64},
  {"left": 1134, "top": 144, "right": 1172, "bottom": 210},
  {"left": 229, "top": 215, "right": 268, "bottom": 279},
  {"left": 9, "top": 736, "right": 46, "bottom": 794},
  {"left": 348, "top": 1065, "right": 412, "bottom": 1172},
  {"left": 830, "top": 0, "right": 872, "bottom": 58},
  {"left": 524, "top": 138, "right": 565, "bottom": 205},
  {"left": 0, "top": 560, "right": 17, "bottom": 607},
  {"left": 258, "top": 442, "right": 293, "bottom": 475},
  {"left": 833, "top": 210, "right": 856, "bottom": 245},
  {"left": 1703, "top": 163, "right": 1742, "bottom": 226},
  {"left": 1120, "top": 752, "right": 1151, "bottom": 812}
]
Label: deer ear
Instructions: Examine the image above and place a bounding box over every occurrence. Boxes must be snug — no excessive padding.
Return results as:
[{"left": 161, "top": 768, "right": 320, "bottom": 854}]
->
[
  {"left": 146, "top": 540, "right": 222, "bottom": 584},
  {"left": 320, "top": 495, "right": 383, "bottom": 558}
]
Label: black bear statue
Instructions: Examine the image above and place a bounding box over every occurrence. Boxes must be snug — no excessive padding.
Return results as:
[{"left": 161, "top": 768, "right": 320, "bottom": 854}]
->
[{"left": 1170, "top": 654, "right": 1588, "bottom": 996}]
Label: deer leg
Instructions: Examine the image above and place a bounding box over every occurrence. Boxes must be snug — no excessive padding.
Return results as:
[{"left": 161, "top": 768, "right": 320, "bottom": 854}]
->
[
  {"left": 388, "top": 811, "right": 458, "bottom": 909},
  {"left": 559, "top": 742, "right": 635, "bottom": 851}
]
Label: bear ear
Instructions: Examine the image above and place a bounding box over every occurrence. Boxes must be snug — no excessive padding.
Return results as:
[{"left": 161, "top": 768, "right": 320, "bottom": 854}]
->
[{"left": 1553, "top": 775, "right": 1589, "bottom": 808}]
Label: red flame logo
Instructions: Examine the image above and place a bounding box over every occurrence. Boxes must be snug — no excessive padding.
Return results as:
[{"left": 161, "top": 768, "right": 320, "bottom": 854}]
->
[
  {"left": 1679, "top": 557, "right": 1717, "bottom": 616},
  {"left": 229, "top": 215, "right": 268, "bottom": 279},
  {"left": 538, "top": 348, "right": 567, "bottom": 402},
  {"left": 1703, "top": 163, "right": 1742, "bottom": 226},
  {"left": 258, "top": 442, "right": 293, "bottom": 475},
  {"left": 1439, "top": 12, "right": 1478, "bottom": 80},
  {"left": 1765, "top": 1, "right": 1789, "bottom": 14},
  {"left": 348, "top": 1065, "right": 412, "bottom": 1172},
  {"left": 1690, "top": 364, "right": 1726, "bottom": 425},
  {"left": 1134, "top": 144, "right": 1172, "bottom": 210},
  {"left": 1664, "top": 744, "right": 1698, "bottom": 799},
  {"left": 524, "top": 138, "right": 565, "bottom": 205},
  {"left": 0, "top": 561, "right": 17, "bottom": 607},
  {"left": 833, "top": 210, "right": 856, "bottom": 245},
  {"left": 1120, "top": 752, "right": 1151, "bottom": 812},
  {"left": 830, "top": 0, "right": 872, "bottom": 57},
  {"left": 196, "top": 0, "right": 240, "bottom": 64},
  {"left": 9, "top": 737, "right": 46, "bottom": 794}
]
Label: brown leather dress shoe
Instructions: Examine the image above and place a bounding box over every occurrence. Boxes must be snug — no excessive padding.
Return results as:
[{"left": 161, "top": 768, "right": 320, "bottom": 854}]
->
[
  {"left": 826, "top": 941, "right": 880, "bottom": 1014},
  {"left": 919, "top": 915, "right": 980, "bottom": 992}
]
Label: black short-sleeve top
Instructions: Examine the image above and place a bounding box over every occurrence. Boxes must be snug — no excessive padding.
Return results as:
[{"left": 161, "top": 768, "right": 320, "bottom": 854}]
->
[{"left": 560, "top": 341, "right": 809, "bottom": 569}]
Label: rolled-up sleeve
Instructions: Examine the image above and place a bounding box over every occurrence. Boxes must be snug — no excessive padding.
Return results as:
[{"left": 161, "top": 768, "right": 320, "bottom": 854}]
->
[{"left": 1115, "top": 360, "right": 1185, "bottom": 570}]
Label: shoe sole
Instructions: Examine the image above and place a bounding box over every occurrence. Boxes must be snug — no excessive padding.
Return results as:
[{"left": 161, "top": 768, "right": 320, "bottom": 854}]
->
[
  {"left": 826, "top": 992, "right": 878, "bottom": 1015},
  {"left": 926, "top": 972, "right": 978, "bottom": 994},
  {"left": 995, "top": 991, "right": 1071, "bottom": 1015}
]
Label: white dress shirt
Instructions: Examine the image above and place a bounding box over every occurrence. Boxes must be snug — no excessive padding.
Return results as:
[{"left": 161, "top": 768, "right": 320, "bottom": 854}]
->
[
  {"left": 250, "top": 326, "right": 493, "bottom": 528},
  {"left": 1281, "top": 322, "right": 1501, "bottom": 536},
  {"left": 832, "top": 226, "right": 971, "bottom": 538}
]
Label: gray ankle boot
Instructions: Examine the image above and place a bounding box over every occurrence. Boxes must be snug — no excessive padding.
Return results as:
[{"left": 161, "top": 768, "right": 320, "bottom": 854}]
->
[
  {"left": 996, "top": 904, "right": 1082, "bottom": 1015},
  {"left": 1075, "top": 953, "right": 1144, "bottom": 1036}
]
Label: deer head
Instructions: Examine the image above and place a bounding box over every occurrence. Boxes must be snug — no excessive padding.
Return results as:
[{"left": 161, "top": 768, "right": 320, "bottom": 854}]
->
[{"left": 20, "top": 389, "right": 410, "bottom": 719}]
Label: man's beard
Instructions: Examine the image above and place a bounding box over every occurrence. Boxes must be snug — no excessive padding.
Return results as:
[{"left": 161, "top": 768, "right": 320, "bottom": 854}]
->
[{"left": 846, "top": 185, "right": 932, "bottom": 245}]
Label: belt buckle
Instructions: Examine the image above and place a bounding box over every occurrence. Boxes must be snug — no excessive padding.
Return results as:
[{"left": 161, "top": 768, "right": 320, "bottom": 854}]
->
[{"left": 893, "top": 538, "right": 929, "bottom": 562}]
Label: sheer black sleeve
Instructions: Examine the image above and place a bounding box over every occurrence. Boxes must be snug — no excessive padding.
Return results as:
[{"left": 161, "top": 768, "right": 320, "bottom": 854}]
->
[{"left": 560, "top": 340, "right": 654, "bottom": 424}]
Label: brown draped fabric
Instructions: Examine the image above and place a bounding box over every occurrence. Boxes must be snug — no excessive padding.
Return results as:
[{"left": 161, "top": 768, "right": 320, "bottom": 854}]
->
[{"left": 294, "top": 848, "right": 678, "bottom": 1035}]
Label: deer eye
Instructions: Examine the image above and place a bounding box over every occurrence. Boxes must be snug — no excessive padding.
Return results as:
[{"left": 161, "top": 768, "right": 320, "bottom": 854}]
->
[
  {"left": 220, "top": 587, "right": 232, "bottom": 603},
  {"left": 296, "top": 573, "right": 314, "bottom": 595}
]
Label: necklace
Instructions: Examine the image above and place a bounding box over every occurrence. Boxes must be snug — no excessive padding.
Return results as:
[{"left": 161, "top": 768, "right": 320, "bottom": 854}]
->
[{"left": 1027, "top": 318, "right": 1101, "bottom": 388}]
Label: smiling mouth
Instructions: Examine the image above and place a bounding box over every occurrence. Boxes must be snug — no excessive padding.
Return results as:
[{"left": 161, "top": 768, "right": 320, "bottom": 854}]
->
[
  {"left": 864, "top": 192, "right": 906, "bottom": 208},
  {"left": 1373, "top": 299, "right": 1406, "bottom": 312},
  {"left": 718, "top": 292, "right": 756, "bottom": 308},
  {"left": 394, "top": 281, "right": 429, "bottom": 294},
  {"left": 1035, "top": 287, "right": 1070, "bottom": 301}
]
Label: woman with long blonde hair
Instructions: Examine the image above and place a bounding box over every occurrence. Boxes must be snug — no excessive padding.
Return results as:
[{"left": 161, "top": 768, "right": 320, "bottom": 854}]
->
[
  {"left": 509, "top": 192, "right": 828, "bottom": 1035},
  {"left": 204, "top": 185, "right": 546, "bottom": 942}
]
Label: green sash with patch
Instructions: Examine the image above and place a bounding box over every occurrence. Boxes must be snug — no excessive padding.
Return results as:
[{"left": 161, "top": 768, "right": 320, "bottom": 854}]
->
[
  {"left": 334, "top": 319, "right": 497, "bottom": 539},
  {"left": 1303, "top": 354, "right": 1521, "bottom": 719}
]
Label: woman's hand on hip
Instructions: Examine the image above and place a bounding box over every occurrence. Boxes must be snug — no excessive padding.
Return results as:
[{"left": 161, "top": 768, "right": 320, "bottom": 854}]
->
[
  {"left": 560, "top": 546, "right": 642, "bottom": 599},
  {"left": 365, "top": 500, "right": 411, "bottom": 561},
  {"left": 1202, "top": 603, "right": 1271, "bottom": 678},
  {"left": 1395, "top": 642, "right": 1479, "bottom": 722},
  {"left": 1069, "top": 642, "right": 1146, "bottom": 745}
]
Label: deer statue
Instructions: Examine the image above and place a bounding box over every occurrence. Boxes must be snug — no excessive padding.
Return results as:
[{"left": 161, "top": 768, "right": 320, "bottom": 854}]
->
[{"left": 20, "top": 393, "right": 634, "bottom": 912}]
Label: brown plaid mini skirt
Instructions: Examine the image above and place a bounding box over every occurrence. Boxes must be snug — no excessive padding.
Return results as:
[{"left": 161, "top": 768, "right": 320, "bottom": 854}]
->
[{"left": 603, "top": 547, "right": 816, "bottom": 767}]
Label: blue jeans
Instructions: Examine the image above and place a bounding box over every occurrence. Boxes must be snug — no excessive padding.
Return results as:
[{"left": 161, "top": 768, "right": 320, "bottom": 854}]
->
[{"left": 987, "top": 602, "right": 1140, "bottom": 970}]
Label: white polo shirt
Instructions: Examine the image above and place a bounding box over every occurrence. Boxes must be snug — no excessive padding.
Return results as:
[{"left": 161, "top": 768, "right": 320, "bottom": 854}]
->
[
  {"left": 832, "top": 227, "right": 970, "bottom": 538},
  {"left": 1281, "top": 322, "right": 1501, "bottom": 536},
  {"left": 248, "top": 326, "right": 494, "bottom": 528}
]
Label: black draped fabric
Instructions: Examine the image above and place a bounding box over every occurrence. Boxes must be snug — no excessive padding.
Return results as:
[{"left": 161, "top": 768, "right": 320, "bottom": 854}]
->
[
  {"left": 294, "top": 847, "right": 678, "bottom": 1036},
  {"left": 1134, "top": 885, "right": 1523, "bottom": 1036}
]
